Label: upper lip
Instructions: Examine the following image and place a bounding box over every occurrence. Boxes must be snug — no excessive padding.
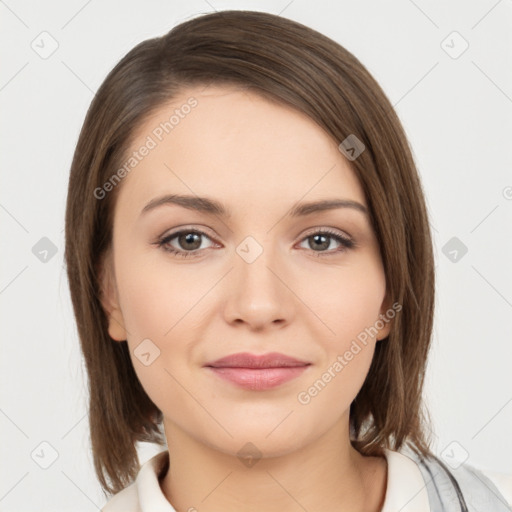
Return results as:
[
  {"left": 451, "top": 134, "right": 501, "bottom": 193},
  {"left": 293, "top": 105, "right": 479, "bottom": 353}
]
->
[{"left": 205, "top": 352, "right": 311, "bottom": 369}]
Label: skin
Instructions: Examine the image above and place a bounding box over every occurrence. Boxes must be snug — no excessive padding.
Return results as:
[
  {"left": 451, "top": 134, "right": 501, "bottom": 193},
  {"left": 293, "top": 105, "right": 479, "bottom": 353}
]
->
[{"left": 100, "top": 84, "right": 392, "bottom": 512}]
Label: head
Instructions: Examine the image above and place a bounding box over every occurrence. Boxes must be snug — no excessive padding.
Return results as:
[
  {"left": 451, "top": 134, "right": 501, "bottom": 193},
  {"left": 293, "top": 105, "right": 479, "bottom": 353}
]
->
[{"left": 65, "top": 10, "right": 435, "bottom": 496}]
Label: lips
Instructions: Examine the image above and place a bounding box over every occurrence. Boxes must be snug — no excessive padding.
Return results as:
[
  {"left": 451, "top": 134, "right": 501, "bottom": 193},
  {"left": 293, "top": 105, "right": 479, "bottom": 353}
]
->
[
  {"left": 206, "top": 352, "right": 310, "bottom": 368},
  {"left": 204, "top": 352, "right": 311, "bottom": 390}
]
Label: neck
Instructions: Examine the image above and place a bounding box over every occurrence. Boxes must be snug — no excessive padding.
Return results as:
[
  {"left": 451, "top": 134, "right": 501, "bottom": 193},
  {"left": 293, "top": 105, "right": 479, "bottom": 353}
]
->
[{"left": 159, "top": 419, "right": 387, "bottom": 512}]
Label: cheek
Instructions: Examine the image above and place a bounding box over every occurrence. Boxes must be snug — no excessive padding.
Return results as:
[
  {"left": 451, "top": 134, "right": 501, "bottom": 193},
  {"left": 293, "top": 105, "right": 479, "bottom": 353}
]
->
[
  {"left": 299, "top": 259, "right": 385, "bottom": 396},
  {"left": 115, "top": 251, "right": 207, "bottom": 339},
  {"left": 113, "top": 252, "right": 216, "bottom": 395},
  {"left": 296, "top": 280, "right": 382, "bottom": 415},
  {"left": 303, "top": 258, "right": 386, "bottom": 345},
  {"left": 114, "top": 261, "right": 196, "bottom": 417}
]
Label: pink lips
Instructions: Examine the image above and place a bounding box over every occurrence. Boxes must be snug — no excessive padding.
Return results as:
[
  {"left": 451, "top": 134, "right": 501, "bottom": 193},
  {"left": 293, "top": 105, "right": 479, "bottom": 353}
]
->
[{"left": 204, "top": 352, "right": 311, "bottom": 391}]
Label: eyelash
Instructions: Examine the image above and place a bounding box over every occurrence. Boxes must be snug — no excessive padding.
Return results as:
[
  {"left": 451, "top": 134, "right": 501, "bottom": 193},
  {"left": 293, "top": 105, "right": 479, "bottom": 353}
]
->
[{"left": 155, "top": 228, "right": 356, "bottom": 259}]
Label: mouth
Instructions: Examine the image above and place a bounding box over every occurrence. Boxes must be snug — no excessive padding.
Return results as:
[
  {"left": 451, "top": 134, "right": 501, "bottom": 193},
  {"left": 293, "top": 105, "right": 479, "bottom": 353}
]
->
[{"left": 204, "top": 352, "right": 311, "bottom": 391}]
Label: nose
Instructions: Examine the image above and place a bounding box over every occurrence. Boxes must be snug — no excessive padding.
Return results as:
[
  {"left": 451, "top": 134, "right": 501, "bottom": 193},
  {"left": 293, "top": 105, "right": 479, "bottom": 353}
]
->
[{"left": 223, "top": 239, "right": 294, "bottom": 331}]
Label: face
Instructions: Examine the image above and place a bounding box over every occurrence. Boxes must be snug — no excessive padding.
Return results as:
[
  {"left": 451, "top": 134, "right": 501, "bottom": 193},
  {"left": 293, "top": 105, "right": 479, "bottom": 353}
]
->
[{"left": 100, "top": 85, "right": 392, "bottom": 458}]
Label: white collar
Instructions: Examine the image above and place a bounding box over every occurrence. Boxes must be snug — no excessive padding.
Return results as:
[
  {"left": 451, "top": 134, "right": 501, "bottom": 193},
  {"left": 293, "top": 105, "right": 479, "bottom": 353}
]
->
[
  {"left": 381, "top": 448, "right": 430, "bottom": 511},
  {"left": 102, "top": 448, "right": 430, "bottom": 511}
]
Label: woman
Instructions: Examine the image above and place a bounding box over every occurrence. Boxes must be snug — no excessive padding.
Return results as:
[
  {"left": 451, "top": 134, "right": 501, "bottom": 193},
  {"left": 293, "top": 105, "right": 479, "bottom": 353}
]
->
[{"left": 64, "top": 10, "right": 510, "bottom": 512}]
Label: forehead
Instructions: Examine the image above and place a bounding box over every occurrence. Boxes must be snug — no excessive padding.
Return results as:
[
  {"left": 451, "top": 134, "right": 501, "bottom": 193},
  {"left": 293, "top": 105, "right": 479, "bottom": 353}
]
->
[{"left": 114, "top": 85, "right": 366, "bottom": 219}]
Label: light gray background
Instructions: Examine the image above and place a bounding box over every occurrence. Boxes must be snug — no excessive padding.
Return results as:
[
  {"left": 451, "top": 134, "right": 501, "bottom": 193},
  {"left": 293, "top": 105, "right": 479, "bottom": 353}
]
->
[{"left": 1, "top": 0, "right": 511, "bottom": 510}]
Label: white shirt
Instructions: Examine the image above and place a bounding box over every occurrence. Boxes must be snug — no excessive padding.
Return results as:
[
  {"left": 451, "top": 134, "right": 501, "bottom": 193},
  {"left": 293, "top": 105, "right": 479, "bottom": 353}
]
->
[{"left": 102, "top": 448, "right": 431, "bottom": 511}]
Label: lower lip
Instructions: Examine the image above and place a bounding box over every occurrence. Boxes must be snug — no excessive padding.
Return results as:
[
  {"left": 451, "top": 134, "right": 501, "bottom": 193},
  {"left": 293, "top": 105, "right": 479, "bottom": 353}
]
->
[{"left": 206, "top": 366, "right": 309, "bottom": 390}]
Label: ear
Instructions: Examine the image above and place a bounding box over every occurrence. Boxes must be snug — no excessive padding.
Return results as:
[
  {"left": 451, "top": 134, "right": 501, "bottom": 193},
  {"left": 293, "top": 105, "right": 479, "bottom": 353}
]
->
[
  {"left": 97, "top": 249, "right": 127, "bottom": 342},
  {"left": 376, "top": 290, "right": 394, "bottom": 341}
]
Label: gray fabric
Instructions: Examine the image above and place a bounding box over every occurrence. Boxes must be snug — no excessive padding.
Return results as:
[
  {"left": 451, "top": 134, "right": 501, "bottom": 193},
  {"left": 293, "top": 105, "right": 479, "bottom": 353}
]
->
[{"left": 403, "top": 447, "right": 511, "bottom": 511}]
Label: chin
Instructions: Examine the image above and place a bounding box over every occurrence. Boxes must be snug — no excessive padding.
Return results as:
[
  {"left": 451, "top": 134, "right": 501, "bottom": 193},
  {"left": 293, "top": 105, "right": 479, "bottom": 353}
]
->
[{"left": 197, "top": 417, "right": 318, "bottom": 460}]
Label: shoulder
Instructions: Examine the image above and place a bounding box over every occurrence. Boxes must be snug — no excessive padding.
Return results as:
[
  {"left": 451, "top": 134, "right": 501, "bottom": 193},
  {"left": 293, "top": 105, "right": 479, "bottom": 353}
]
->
[
  {"left": 451, "top": 462, "right": 512, "bottom": 511},
  {"left": 101, "top": 449, "right": 171, "bottom": 512},
  {"left": 404, "top": 448, "right": 512, "bottom": 512},
  {"left": 101, "top": 483, "right": 140, "bottom": 512}
]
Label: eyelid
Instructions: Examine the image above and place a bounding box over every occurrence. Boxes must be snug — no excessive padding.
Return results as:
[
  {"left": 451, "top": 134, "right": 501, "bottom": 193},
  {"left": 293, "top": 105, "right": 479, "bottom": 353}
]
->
[
  {"left": 158, "top": 224, "right": 218, "bottom": 241},
  {"left": 300, "top": 226, "right": 352, "bottom": 241}
]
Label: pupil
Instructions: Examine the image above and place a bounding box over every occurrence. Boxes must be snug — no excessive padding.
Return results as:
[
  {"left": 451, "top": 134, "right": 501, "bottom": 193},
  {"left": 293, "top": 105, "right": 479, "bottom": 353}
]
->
[
  {"left": 311, "top": 234, "right": 329, "bottom": 251},
  {"left": 181, "top": 233, "right": 201, "bottom": 250}
]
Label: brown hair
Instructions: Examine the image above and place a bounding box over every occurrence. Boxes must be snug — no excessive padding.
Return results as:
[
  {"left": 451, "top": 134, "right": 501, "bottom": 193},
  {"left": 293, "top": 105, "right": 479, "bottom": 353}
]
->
[{"left": 65, "top": 9, "right": 435, "bottom": 497}]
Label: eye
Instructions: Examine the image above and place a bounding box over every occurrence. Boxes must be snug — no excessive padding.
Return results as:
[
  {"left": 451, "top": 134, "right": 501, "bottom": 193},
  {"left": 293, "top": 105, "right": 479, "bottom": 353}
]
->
[
  {"left": 156, "top": 229, "right": 217, "bottom": 258},
  {"left": 156, "top": 227, "right": 356, "bottom": 259},
  {"left": 297, "top": 229, "right": 355, "bottom": 256}
]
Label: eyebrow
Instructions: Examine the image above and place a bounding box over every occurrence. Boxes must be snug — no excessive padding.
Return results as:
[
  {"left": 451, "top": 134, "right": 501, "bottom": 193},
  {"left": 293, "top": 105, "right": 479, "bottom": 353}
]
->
[{"left": 140, "top": 194, "right": 368, "bottom": 218}]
